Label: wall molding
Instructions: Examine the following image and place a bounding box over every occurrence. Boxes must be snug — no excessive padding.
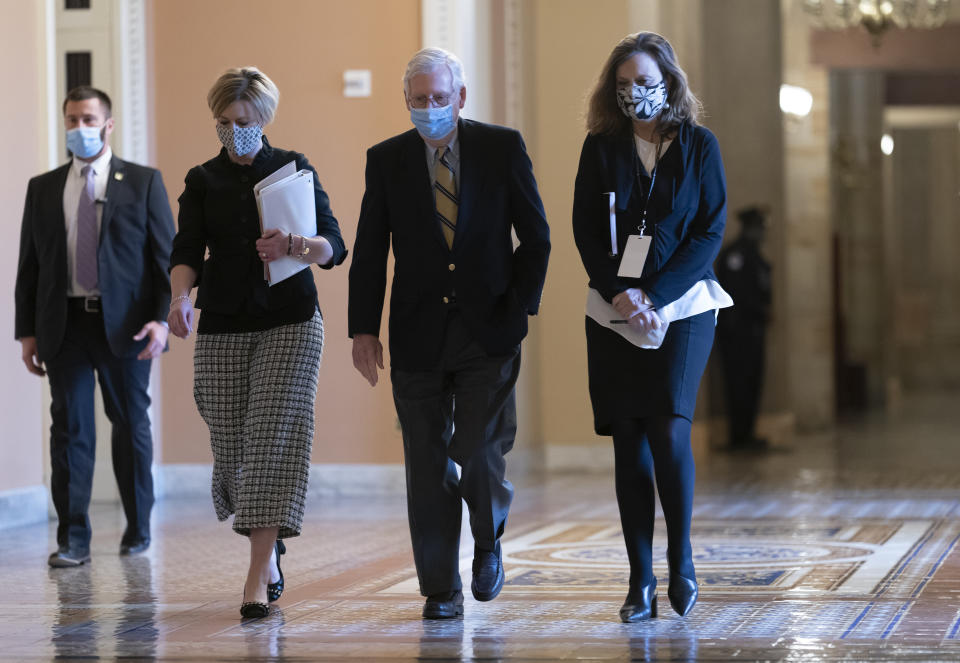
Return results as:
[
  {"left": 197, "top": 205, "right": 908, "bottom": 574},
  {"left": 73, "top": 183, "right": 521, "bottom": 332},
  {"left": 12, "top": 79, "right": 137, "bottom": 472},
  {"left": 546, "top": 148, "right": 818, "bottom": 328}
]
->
[{"left": 0, "top": 485, "right": 49, "bottom": 530}]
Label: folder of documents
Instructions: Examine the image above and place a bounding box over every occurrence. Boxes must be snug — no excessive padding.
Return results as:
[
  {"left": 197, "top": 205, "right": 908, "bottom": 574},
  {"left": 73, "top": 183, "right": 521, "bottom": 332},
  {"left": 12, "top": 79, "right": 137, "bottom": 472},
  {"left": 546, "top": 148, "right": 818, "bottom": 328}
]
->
[{"left": 254, "top": 162, "right": 317, "bottom": 286}]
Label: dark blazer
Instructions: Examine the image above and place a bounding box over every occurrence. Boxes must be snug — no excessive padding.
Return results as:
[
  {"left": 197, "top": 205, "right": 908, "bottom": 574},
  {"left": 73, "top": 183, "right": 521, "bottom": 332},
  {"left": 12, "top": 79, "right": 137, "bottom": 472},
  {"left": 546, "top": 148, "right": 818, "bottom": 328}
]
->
[
  {"left": 572, "top": 121, "right": 726, "bottom": 309},
  {"left": 348, "top": 118, "right": 550, "bottom": 370},
  {"left": 169, "top": 137, "right": 347, "bottom": 328},
  {"left": 15, "top": 155, "right": 175, "bottom": 361}
]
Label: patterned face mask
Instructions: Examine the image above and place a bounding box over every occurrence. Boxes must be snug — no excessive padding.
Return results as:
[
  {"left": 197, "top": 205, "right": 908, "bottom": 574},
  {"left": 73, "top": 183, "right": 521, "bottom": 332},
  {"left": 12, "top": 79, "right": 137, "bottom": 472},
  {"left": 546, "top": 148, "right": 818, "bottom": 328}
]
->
[
  {"left": 216, "top": 122, "right": 263, "bottom": 157},
  {"left": 616, "top": 81, "right": 668, "bottom": 121}
]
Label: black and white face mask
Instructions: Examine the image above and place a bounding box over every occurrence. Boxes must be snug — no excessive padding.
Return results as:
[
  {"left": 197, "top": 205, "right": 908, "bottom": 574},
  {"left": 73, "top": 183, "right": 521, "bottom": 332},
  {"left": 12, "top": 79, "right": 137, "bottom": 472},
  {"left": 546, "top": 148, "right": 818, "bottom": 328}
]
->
[
  {"left": 216, "top": 123, "right": 263, "bottom": 157},
  {"left": 616, "top": 81, "right": 668, "bottom": 121}
]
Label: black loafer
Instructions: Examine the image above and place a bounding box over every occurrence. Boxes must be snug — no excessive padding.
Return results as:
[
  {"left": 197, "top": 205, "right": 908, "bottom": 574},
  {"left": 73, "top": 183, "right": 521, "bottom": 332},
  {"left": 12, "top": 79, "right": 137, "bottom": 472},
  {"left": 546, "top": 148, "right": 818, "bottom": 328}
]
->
[
  {"left": 119, "top": 538, "right": 150, "bottom": 555},
  {"left": 619, "top": 580, "right": 658, "bottom": 623},
  {"left": 471, "top": 542, "right": 504, "bottom": 602},
  {"left": 267, "top": 539, "right": 285, "bottom": 603},
  {"left": 48, "top": 548, "right": 91, "bottom": 568},
  {"left": 668, "top": 573, "right": 699, "bottom": 616},
  {"left": 422, "top": 590, "right": 464, "bottom": 619}
]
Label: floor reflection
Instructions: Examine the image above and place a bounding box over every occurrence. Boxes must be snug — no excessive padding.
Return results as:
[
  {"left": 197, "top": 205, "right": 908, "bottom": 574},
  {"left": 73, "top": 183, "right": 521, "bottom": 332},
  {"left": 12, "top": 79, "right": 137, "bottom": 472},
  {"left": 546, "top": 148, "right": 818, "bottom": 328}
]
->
[{"left": 3, "top": 391, "right": 959, "bottom": 660}]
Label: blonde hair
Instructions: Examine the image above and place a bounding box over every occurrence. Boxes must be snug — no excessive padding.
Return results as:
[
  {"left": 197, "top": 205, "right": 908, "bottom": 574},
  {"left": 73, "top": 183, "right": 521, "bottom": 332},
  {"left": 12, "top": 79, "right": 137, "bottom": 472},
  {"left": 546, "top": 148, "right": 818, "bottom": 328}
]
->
[
  {"left": 586, "top": 32, "right": 701, "bottom": 137},
  {"left": 207, "top": 67, "right": 279, "bottom": 124}
]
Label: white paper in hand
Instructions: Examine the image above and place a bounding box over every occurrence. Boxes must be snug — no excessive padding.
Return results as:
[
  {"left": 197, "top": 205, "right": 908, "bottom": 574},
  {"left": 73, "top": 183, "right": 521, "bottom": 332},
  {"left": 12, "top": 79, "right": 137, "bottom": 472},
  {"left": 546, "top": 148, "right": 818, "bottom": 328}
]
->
[{"left": 258, "top": 169, "right": 317, "bottom": 286}]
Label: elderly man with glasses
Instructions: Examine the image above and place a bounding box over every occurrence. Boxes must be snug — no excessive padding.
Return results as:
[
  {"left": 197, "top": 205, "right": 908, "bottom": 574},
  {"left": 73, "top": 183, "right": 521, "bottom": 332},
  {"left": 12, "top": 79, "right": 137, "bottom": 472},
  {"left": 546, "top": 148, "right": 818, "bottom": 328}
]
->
[{"left": 349, "top": 47, "right": 550, "bottom": 619}]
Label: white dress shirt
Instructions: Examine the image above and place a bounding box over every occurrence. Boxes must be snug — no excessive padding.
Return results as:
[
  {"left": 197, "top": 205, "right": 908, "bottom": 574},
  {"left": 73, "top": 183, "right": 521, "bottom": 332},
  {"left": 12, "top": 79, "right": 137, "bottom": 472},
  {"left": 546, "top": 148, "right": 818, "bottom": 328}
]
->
[{"left": 63, "top": 147, "right": 112, "bottom": 297}]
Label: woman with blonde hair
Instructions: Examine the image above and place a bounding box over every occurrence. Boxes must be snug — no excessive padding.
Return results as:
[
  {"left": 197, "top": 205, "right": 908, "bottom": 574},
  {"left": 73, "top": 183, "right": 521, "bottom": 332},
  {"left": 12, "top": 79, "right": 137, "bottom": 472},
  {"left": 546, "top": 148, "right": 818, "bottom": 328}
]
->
[
  {"left": 167, "top": 67, "right": 346, "bottom": 618},
  {"left": 573, "top": 32, "right": 728, "bottom": 622}
]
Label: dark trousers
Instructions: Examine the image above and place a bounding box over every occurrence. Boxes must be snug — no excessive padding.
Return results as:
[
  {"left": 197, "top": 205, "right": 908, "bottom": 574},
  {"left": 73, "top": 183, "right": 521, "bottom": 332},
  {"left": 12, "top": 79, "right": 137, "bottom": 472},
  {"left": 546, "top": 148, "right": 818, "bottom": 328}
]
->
[
  {"left": 717, "top": 321, "right": 765, "bottom": 445},
  {"left": 391, "top": 313, "right": 519, "bottom": 597},
  {"left": 45, "top": 303, "right": 154, "bottom": 553},
  {"left": 611, "top": 416, "right": 696, "bottom": 588}
]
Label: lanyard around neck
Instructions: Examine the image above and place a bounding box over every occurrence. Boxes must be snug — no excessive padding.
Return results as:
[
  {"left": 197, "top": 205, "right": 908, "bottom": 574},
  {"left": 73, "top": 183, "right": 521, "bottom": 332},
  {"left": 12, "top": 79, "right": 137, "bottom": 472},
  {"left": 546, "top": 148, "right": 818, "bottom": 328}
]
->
[{"left": 633, "top": 135, "right": 664, "bottom": 236}]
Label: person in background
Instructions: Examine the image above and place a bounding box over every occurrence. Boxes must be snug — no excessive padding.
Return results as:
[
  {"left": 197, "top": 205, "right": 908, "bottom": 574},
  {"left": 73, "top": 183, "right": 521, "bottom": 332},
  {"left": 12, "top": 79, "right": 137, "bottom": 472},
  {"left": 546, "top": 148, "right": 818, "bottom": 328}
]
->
[
  {"left": 573, "top": 32, "right": 727, "bottom": 622},
  {"left": 716, "top": 206, "right": 772, "bottom": 452},
  {"left": 167, "top": 67, "right": 346, "bottom": 619},
  {"left": 349, "top": 47, "right": 550, "bottom": 620},
  {"left": 16, "top": 86, "right": 175, "bottom": 567}
]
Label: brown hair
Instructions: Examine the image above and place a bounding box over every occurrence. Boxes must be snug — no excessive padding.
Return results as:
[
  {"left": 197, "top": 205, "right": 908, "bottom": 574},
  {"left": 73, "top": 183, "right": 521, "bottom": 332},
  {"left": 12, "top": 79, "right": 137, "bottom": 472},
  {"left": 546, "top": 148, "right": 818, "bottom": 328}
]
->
[
  {"left": 63, "top": 86, "right": 112, "bottom": 117},
  {"left": 207, "top": 67, "right": 279, "bottom": 124},
  {"left": 586, "top": 32, "right": 701, "bottom": 137}
]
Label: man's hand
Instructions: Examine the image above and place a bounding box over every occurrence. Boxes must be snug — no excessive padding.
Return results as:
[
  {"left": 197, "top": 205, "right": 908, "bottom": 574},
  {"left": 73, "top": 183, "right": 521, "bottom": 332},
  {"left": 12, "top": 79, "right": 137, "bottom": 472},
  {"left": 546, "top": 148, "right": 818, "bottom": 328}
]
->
[
  {"left": 612, "top": 288, "right": 654, "bottom": 320},
  {"left": 20, "top": 337, "right": 45, "bottom": 376},
  {"left": 352, "top": 334, "right": 384, "bottom": 387},
  {"left": 134, "top": 321, "right": 169, "bottom": 360}
]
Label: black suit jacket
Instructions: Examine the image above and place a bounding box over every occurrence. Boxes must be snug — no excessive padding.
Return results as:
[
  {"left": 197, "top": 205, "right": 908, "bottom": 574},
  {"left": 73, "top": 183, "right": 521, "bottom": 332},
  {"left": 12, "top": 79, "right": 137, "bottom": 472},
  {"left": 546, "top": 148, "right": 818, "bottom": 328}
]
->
[
  {"left": 15, "top": 155, "right": 175, "bottom": 361},
  {"left": 573, "top": 122, "right": 726, "bottom": 309},
  {"left": 348, "top": 118, "right": 550, "bottom": 371}
]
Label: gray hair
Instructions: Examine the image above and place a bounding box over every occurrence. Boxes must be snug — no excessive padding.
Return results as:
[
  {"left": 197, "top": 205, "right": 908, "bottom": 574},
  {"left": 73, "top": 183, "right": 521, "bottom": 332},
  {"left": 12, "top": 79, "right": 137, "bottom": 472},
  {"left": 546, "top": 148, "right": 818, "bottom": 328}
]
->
[{"left": 402, "top": 47, "right": 466, "bottom": 96}]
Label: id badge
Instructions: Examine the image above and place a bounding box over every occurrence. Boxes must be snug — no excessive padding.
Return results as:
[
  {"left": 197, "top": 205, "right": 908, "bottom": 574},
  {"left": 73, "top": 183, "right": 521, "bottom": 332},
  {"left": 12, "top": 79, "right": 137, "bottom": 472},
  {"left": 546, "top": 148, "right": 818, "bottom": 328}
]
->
[{"left": 617, "top": 234, "right": 651, "bottom": 278}]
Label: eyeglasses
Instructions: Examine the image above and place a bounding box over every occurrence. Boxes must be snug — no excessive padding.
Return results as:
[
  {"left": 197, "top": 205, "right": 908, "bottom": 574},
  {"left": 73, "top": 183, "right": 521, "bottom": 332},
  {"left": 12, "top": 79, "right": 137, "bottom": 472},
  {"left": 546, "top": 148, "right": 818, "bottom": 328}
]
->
[{"left": 408, "top": 93, "right": 453, "bottom": 109}]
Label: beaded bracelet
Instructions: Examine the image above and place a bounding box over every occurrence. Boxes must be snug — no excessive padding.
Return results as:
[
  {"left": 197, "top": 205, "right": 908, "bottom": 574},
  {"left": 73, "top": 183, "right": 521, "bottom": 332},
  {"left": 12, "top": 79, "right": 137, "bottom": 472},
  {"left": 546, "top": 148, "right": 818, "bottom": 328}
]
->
[{"left": 170, "top": 294, "right": 191, "bottom": 308}]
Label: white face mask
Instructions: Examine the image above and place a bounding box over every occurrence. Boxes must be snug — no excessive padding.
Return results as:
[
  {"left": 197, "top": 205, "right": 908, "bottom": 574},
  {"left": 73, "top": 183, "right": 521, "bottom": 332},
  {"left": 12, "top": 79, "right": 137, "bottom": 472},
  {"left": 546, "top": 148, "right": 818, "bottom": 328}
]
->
[
  {"left": 216, "top": 123, "right": 262, "bottom": 156},
  {"left": 617, "top": 81, "right": 668, "bottom": 121}
]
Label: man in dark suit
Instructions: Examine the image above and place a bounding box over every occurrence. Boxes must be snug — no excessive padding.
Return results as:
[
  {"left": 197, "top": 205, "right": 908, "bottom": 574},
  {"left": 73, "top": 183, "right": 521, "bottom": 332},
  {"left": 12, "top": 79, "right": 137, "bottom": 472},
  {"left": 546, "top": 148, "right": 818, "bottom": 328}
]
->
[
  {"left": 15, "top": 86, "right": 175, "bottom": 566},
  {"left": 349, "top": 48, "right": 550, "bottom": 619},
  {"left": 715, "top": 206, "right": 772, "bottom": 451}
]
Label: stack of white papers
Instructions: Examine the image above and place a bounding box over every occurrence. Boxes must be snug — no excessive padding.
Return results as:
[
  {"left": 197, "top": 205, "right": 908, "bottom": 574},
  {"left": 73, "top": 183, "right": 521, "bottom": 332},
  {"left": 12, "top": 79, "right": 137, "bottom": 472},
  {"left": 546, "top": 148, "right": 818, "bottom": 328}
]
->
[{"left": 254, "top": 161, "right": 318, "bottom": 286}]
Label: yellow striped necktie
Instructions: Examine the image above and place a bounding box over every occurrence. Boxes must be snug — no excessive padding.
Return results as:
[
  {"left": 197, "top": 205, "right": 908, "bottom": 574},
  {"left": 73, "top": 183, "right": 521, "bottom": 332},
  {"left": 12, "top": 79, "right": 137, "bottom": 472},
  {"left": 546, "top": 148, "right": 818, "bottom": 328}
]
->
[{"left": 434, "top": 147, "right": 458, "bottom": 249}]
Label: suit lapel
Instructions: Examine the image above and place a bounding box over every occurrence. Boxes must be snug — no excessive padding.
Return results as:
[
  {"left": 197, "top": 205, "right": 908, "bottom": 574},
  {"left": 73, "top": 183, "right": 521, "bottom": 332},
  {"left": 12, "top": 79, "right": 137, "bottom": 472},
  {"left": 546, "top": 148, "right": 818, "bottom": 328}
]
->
[
  {"left": 452, "top": 118, "right": 483, "bottom": 251},
  {"left": 52, "top": 163, "right": 71, "bottom": 273},
  {"left": 402, "top": 129, "right": 449, "bottom": 251},
  {"left": 614, "top": 134, "right": 634, "bottom": 211},
  {"left": 100, "top": 156, "right": 125, "bottom": 243}
]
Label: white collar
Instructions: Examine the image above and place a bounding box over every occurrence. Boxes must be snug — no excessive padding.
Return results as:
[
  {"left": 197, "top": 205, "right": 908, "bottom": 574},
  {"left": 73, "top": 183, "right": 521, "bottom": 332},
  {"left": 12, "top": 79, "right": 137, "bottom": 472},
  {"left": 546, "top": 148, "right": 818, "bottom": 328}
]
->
[{"left": 71, "top": 146, "right": 113, "bottom": 177}]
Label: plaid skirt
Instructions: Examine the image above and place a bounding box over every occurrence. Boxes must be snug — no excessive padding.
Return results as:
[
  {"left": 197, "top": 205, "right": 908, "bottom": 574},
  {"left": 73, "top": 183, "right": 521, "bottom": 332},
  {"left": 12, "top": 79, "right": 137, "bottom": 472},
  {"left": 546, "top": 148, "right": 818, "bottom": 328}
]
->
[{"left": 193, "top": 311, "right": 323, "bottom": 538}]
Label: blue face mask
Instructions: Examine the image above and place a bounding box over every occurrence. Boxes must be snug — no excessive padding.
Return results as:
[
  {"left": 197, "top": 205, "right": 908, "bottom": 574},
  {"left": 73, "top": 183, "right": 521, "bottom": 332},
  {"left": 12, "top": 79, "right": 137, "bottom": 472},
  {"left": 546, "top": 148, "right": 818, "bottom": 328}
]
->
[
  {"left": 66, "top": 126, "right": 105, "bottom": 159},
  {"left": 410, "top": 104, "right": 457, "bottom": 140}
]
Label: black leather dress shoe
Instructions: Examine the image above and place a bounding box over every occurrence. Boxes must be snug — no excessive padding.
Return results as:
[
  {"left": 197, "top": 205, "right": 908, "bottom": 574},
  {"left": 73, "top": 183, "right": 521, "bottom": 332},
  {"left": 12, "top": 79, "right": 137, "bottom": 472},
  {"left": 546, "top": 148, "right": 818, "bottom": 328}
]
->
[
  {"left": 619, "top": 580, "right": 657, "bottom": 623},
  {"left": 119, "top": 538, "right": 150, "bottom": 555},
  {"left": 48, "top": 548, "right": 91, "bottom": 568},
  {"left": 471, "top": 542, "right": 504, "bottom": 602},
  {"left": 422, "top": 590, "right": 464, "bottom": 619},
  {"left": 667, "top": 573, "right": 698, "bottom": 616}
]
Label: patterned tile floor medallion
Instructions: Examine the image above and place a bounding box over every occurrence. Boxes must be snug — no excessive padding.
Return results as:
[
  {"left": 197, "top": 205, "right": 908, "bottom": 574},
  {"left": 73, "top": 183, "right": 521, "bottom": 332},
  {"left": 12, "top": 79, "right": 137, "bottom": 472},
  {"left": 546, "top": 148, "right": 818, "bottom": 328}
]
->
[{"left": 2, "top": 392, "right": 960, "bottom": 660}]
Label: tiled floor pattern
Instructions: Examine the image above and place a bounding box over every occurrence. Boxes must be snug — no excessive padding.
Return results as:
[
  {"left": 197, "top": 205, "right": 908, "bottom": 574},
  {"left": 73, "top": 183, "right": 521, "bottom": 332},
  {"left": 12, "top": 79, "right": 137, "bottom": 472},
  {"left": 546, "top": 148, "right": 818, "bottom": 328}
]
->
[{"left": 3, "top": 392, "right": 960, "bottom": 660}]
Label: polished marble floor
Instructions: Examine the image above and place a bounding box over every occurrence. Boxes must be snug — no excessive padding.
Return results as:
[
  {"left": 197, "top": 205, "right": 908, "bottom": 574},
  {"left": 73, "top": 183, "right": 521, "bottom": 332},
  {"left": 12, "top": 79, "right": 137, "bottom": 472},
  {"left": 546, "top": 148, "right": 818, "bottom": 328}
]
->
[{"left": 3, "top": 392, "right": 960, "bottom": 661}]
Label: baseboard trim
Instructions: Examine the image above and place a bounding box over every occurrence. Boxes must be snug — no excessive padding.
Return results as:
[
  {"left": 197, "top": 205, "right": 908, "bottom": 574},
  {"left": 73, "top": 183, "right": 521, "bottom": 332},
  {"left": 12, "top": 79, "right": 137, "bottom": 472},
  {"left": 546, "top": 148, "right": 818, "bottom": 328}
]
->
[
  {"left": 155, "top": 462, "right": 409, "bottom": 499},
  {"left": 0, "top": 485, "right": 49, "bottom": 530}
]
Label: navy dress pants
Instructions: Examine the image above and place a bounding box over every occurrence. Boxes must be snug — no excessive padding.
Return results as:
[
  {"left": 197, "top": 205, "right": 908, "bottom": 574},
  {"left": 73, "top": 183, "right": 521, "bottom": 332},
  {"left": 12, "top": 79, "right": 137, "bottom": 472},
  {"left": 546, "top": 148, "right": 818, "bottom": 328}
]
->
[
  {"left": 45, "top": 303, "right": 154, "bottom": 554},
  {"left": 391, "top": 312, "right": 520, "bottom": 597}
]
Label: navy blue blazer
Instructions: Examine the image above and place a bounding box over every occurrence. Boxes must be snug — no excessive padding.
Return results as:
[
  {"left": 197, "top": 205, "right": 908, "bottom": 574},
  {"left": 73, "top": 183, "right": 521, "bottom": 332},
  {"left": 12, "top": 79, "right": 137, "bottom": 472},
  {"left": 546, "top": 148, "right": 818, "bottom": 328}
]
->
[
  {"left": 348, "top": 118, "right": 550, "bottom": 370},
  {"left": 572, "top": 122, "right": 726, "bottom": 309},
  {"left": 16, "top": 156, "right": 175, "bottom": 361}
]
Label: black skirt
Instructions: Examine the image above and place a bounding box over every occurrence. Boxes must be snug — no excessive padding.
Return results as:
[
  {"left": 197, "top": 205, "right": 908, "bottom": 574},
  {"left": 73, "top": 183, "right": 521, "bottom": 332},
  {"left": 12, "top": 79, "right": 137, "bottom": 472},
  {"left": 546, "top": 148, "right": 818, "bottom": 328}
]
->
[{"left": 585, "top": 310, "right": 716, "bottom": 435}]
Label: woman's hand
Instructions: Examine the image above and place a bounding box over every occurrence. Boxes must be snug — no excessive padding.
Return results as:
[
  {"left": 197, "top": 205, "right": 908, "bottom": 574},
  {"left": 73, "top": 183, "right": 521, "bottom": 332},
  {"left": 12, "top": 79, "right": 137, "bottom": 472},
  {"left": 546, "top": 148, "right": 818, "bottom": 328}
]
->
[
  {"left": 612, "top": 288, "right": 653, "bottom": 320},
  {"left": 256, "top": 229, "right": 288, "bottom": 263},
  {"left": 627, "top": 309, "right": 663, "bottom": 334},
  {"left": 167, "top": 296, "right": 194, "bottom": 339}
]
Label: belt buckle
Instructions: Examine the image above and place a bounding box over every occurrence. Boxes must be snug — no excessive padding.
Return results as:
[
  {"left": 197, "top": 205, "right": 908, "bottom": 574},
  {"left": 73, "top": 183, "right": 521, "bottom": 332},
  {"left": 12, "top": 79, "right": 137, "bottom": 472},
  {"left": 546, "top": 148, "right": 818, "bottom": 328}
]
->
[{"left": 83, "top": 297, "right": 101, "bottom": 313}]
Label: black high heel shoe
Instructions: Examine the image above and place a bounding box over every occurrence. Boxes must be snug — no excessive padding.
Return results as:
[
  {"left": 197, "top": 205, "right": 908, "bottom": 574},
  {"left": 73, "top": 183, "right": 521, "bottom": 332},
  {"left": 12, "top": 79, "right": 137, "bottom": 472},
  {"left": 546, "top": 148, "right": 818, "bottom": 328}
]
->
[
  {"left": 667, "top": 573, "right": 698, "bottom": 616},
  {"left": 267, "top": 539, "right": 285, "bottom": 603},
  {"left": 240, "top": 589, "right": 269, "bottom": 619},
  {"left": 619, "top": 580, "right": 657, "bottom": 623}
]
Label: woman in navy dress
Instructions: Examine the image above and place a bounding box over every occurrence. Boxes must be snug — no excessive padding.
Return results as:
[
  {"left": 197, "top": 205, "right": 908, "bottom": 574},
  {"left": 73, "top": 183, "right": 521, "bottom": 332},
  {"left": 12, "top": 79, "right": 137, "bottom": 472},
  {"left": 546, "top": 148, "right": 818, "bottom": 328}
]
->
[{"left": 573, "top": 32, "right": 727, "bottom": 622}]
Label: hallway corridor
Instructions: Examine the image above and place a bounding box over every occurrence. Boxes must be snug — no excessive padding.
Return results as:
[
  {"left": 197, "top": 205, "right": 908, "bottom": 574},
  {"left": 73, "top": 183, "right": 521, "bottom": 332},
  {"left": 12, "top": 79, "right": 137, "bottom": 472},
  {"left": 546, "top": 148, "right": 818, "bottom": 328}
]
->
[{"left": 2, "top": 392, "right": 959, "bottom": 661}]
